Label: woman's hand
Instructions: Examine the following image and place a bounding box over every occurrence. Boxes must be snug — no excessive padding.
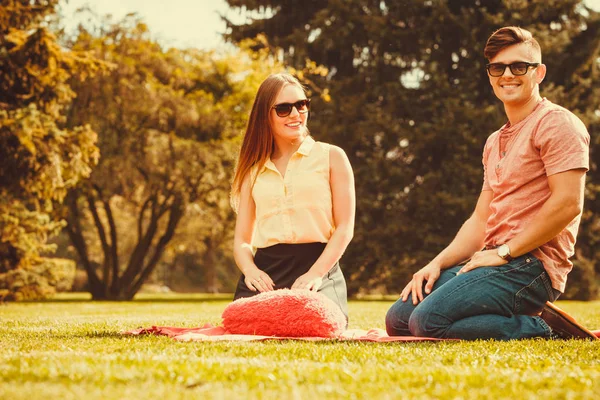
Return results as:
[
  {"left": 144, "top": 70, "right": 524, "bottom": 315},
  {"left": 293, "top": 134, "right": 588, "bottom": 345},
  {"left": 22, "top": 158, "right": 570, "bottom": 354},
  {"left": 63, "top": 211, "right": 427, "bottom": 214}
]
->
[
  {"left": 243, "top": 267, "right": 275, "bottom": 293},
  {"left": 291, "top": 271, "right": 323, "bottom": 291}
]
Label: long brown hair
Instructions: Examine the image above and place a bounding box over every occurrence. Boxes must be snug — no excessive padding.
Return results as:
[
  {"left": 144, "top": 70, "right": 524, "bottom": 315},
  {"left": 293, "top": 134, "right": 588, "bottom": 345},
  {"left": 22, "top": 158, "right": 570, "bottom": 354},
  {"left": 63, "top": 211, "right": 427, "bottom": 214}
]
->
[{"left": 231, "top": 73, "right": 307, "bottom": 210}]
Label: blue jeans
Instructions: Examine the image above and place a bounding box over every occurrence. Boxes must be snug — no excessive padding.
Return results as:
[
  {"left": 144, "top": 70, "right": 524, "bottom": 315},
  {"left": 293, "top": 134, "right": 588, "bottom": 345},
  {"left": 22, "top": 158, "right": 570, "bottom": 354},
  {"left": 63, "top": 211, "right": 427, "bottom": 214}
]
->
[{"left": 385, "top": 254, "right": 560, "bottom": 340}]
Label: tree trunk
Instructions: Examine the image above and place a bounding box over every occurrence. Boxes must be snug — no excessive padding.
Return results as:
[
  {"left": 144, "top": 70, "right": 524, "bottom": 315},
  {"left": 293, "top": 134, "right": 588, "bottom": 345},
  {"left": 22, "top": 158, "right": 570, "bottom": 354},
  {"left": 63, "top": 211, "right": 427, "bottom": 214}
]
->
[
  {"left": 65, "top": 192, "right": 104, "bottom": 298},
  {"left": 126, "top": 197, "right": 184, "bottom": 298},
  {"left": 66, "top": 190, "right": 185, "bottom": 300},
  {"left": 203, "top": 237, "right": 218, "bottom": 293}
]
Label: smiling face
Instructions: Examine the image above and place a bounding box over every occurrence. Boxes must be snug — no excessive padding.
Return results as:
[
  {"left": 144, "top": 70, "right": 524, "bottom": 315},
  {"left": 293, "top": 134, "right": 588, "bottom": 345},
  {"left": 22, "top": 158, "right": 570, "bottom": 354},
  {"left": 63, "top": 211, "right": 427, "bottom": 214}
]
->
[
  {"left": 488, "top": 42, "right": 546, "bottom": 108},
  {"left": 269, "top": 83, "right": 309, "bottom": 143}
]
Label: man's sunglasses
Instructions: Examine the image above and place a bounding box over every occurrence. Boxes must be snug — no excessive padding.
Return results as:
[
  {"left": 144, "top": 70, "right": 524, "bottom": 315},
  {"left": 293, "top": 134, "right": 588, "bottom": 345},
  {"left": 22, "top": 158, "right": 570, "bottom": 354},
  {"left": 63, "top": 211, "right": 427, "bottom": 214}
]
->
[
  {"left": 486, "top": 62, "right": 539, "bottom": 77},
  {"left": 272, "top": 99, "right": 311, "bottom": 117}
]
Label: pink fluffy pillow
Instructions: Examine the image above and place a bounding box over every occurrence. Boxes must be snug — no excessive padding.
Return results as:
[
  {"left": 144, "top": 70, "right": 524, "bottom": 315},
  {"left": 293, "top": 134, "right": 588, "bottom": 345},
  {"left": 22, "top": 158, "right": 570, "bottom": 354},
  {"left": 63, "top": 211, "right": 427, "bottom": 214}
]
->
[{"left": 222, "top": 289, "right": 346, "bottom": 338}]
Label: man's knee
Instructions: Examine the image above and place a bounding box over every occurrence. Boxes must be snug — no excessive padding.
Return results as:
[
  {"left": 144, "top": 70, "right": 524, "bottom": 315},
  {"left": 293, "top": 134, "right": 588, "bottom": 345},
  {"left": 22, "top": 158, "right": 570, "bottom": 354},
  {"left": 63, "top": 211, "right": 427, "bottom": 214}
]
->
[
  {"left": 408, "top": 306, "right": 448, "bottom": 338},
  {"left": 385, "top": 301, "right": 411, "bottom": 336}
]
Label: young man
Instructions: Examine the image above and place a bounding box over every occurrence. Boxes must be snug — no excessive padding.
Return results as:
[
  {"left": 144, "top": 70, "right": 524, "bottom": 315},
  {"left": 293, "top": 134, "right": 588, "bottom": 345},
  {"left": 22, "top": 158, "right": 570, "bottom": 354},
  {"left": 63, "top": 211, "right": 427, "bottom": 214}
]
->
[{"left": 385, "top": 26, "right": 597, "bottom": 340}]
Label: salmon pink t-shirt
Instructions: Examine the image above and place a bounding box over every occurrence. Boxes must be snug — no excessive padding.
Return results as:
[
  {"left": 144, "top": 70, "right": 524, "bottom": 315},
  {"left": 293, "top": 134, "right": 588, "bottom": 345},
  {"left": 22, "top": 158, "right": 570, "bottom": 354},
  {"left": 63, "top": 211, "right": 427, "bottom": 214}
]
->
[{"left": 482, "top": 99, "right": 590, "bottom": 292}]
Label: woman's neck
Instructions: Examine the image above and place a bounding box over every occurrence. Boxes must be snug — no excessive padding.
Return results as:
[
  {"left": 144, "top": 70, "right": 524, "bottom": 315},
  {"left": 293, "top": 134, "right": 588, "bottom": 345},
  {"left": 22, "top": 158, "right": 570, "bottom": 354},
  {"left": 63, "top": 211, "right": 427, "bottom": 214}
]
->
[{"left": 272, "top": 135, "right": 305, "bottom": 160}]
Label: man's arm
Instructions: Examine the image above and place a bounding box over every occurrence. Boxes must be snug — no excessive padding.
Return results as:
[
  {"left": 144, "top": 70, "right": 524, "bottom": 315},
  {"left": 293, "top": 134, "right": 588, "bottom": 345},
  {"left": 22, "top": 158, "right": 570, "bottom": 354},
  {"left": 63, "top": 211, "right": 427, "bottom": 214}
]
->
[
  {"left": 401, "top": 190, "right": 493, "bottom": 304},
  {"left": 458, "top": 169, "right": 585, "bottom": 274},
  {"left": 506, "top": 169, "right": 585, "bottom": 256},
  {"left": 430, "top": 190, "right": 493, "bottom": 268}
]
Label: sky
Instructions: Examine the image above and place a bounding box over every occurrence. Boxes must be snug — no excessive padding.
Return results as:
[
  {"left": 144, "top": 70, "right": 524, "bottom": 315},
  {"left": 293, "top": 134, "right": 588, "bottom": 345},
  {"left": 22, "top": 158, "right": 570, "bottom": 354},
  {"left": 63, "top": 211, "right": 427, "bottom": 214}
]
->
[
  {"left": 59, "top": 0, "right": 600, "bottom": 50},
  {"left": 59, "top": 0, "right": 237, "bottom": 49}
]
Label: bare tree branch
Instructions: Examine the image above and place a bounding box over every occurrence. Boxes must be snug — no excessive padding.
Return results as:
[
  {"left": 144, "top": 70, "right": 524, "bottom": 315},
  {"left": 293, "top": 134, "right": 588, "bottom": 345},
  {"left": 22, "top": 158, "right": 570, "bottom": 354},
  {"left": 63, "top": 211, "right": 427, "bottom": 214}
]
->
[
  {"left": 86, "top": 191, "right": 110, "bottom": 294},
  {"left": 64, "top": 192, "right": 102, "bottom": 296},
  {"left": 137, "top": 194, "right": 155, "bottom": 242},
  {"left": 128, "top": 197, "right": 184, "bottom": 297}
]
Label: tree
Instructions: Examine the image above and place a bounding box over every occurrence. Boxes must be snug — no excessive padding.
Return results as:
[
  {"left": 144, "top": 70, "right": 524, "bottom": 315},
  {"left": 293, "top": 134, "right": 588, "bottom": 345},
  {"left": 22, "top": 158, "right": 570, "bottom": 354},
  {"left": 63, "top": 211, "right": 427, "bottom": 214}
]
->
[
  {"left": 61, "top": 14, "right": 283, "bottom": 300},
  {"left": 0, "top": 0, "right": 103, "bottom": 300},
  {"left": 158, "top": 190, "right": 239, "bottom": 293},
  {"left": 224, "top": 0, "right": 600, "bottom": 297}
]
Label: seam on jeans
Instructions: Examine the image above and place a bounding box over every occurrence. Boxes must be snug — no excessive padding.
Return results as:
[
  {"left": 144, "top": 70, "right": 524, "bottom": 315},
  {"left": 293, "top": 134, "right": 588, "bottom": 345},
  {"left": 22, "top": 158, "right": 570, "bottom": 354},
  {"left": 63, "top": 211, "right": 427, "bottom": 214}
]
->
[
  {"left": 462, "top": 254, "right": 538, "bottom": 281},
  {"left": 534, "top": 315, "right": 553, "bottom": 337},
  {"left": 493, "top": 257, "right": 545, "bottom": 282},
  {"left": 539, "top": 272, "right": 555, "bottom": 300},
  {"left": 513, "top": 271, "right": 548, "bottom": 314},
  {"left": 430, "top": 255, "right": 544, "bottom": 306},
  {"left": 496, "top": 254, "right": 541, "bottom": 274}
]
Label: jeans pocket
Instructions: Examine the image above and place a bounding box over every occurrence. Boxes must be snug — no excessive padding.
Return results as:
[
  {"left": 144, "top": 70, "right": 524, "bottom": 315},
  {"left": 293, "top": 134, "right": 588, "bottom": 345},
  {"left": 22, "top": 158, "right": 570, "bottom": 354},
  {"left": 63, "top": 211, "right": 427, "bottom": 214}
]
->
[{"left": 513, "top": 271, "right": 554, "bottom": 315}]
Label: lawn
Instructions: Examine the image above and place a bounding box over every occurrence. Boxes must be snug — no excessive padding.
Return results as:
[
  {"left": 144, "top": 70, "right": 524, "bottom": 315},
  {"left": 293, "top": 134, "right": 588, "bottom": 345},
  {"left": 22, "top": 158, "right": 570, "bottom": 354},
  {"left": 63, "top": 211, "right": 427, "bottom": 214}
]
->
[{"left": 1, "top": 294, "right": 599, "bottom": 400}]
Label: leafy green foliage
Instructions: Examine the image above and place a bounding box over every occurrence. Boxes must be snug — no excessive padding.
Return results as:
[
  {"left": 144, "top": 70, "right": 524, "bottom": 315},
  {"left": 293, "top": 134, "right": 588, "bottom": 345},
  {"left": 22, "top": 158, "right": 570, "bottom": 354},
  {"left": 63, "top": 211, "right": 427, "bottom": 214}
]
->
[
  {"left": 225, "top": 0, "right": 600, "bottom": 298},
  {"left": 60, "top": 13, "right": 284, "bottom": 299},
  {"left": 0, "top": 0, "right": 103, "bottom": 299},
  {"left": 0, "top": 257, "right": 75, "bottom": 301}
]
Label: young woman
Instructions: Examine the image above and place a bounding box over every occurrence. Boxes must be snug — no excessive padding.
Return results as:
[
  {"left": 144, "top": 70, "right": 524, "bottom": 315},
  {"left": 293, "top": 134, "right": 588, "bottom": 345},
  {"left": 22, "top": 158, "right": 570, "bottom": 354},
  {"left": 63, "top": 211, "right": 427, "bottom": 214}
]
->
[{"left": 230, "top": 73, "right": 355, "bottom": 318}]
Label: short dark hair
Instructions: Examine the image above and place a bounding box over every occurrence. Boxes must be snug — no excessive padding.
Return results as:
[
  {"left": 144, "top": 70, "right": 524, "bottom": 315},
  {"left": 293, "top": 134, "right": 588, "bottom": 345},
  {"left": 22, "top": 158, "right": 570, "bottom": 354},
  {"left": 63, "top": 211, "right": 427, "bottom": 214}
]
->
[{"left": 484, "top": 26, "right": 541, "bottom": 61}]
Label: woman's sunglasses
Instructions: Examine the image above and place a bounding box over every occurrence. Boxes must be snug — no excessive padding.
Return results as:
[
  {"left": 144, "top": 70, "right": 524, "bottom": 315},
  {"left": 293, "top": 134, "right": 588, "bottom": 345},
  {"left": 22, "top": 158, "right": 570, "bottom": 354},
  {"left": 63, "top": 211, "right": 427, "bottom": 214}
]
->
[{"left": 272, "top": 99, "right": 311, "bottom": 117}]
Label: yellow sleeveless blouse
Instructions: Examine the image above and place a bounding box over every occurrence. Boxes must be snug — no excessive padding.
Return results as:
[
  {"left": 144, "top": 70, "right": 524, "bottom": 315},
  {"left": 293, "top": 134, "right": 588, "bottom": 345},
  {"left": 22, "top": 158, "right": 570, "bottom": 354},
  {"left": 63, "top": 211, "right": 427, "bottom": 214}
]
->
[{"left": 251, "top": 136, "right": 335, "bottom": 248}]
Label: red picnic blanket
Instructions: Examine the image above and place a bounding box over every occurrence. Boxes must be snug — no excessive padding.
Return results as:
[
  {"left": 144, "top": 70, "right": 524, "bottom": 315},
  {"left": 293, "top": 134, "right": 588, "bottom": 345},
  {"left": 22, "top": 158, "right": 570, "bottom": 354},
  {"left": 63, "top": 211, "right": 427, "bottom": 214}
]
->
[
  {"left": 123, "top": 324, "right": 600, "bottom": 342},
  {"left": 123, "top": 324, "right": 449, "bottom": 342}
]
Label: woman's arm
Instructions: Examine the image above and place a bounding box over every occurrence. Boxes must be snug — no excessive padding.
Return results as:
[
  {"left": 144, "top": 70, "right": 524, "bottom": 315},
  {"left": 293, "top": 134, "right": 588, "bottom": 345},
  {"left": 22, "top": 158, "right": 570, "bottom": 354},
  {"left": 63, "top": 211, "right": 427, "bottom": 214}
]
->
[
  {"left": 292, "top": 145, "right": 355, "bottom": 290},
  {"left": 233, "top": 175, "right": 274, "bottom": 292}
]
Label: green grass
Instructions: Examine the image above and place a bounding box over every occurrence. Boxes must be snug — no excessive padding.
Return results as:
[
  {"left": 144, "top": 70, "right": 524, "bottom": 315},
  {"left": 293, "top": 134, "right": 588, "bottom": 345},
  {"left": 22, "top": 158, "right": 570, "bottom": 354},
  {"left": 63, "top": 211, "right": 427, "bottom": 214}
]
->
[{"left": 1, "top": 294, "right": 599, "bottom": 400}]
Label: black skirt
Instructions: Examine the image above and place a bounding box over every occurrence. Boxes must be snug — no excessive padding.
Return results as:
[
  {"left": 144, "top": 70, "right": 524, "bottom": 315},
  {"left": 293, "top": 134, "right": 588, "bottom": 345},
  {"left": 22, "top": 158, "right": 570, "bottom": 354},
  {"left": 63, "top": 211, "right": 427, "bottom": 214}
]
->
[{"left": 233, "top": 242, "right": 348, "bottom": 318}]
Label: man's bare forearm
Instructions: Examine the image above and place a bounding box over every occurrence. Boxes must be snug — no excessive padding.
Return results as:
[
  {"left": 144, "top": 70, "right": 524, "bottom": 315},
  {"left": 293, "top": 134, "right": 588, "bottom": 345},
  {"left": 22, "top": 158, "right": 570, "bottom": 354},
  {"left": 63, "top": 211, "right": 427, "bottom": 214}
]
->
[{"left": 431, "top": 215, "right": 487, "bottom": 270}]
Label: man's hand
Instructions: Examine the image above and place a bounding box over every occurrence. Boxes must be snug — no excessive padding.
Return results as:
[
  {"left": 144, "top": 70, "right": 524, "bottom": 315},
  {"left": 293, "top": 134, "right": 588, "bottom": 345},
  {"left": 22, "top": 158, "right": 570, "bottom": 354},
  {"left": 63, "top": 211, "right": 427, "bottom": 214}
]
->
[
  {"left": 243, "top": 267, "right": 275, "bottom": 293},
  {"left": 457, "top": 249, "right": 507, "bottom": 275},
  {"left": 291, "top": 270, "right": 323, "bottom": 291},
  {"left": 401, "top": 263, "right": 441, "bottom": 305}
]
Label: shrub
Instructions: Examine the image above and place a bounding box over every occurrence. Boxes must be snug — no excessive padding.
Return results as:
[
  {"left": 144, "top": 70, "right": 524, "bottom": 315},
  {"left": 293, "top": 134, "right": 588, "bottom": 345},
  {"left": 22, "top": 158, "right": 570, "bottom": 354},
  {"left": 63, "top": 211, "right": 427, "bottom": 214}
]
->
[{"left": 0, "top": 257, "right": 75, "bottom": 301}]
